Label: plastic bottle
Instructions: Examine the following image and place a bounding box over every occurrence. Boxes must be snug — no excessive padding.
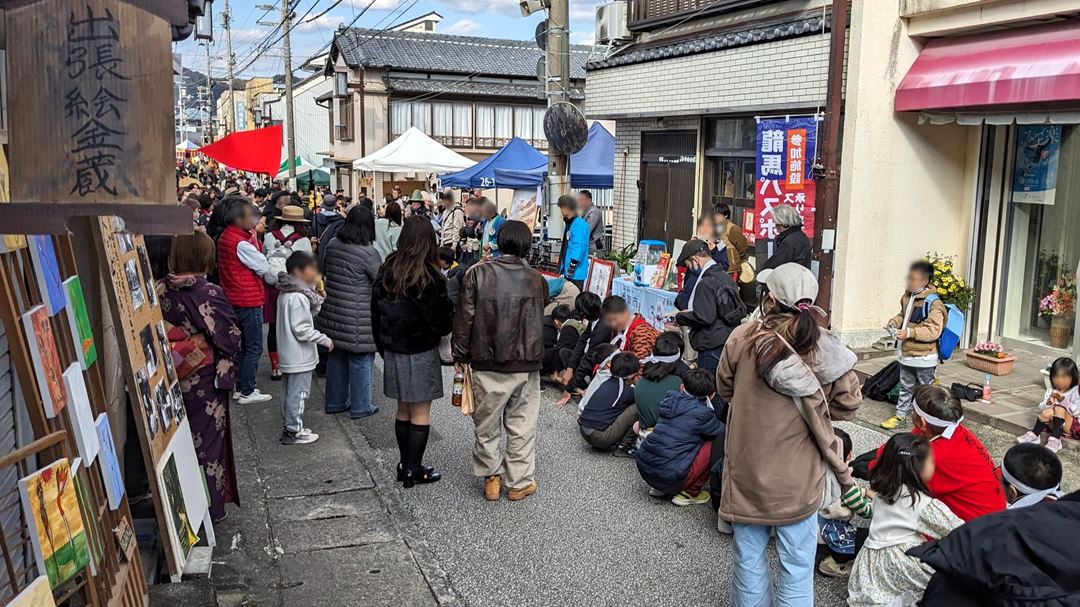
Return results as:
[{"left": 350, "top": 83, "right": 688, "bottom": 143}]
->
[
  {"left": 452, "top": 369, "right": 464, "bottom": 407},
  {"left": 982, "top": 373, "right": 992, "bottom": 402}
]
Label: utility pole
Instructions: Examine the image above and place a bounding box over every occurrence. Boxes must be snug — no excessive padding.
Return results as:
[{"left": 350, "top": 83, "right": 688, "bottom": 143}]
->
[
  {"left": 205, "top": 41, "right": 213, "bottom": 143},
  {"left": 282, "top": 0, "right": 297, "bottom": 188},
  {"left": 545, "top": 0, "right": 571, "bottom": 241},
  {"left": 223, "top": 0, "right": 236, "bottom": 134}
]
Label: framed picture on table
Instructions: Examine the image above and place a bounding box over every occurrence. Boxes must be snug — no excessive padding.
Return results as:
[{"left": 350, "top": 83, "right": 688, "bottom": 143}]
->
[{"left": 585, "top": 258, "right": 615, "bottom": 299}]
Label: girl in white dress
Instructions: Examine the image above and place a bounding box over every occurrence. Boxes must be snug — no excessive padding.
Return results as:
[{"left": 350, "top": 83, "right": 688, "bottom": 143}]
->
[{"left": 848, "top": 433, "right": 964, "bottom": 607}]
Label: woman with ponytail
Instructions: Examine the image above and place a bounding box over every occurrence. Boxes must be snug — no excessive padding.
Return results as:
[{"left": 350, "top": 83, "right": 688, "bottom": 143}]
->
[{"left": 715, "top": 263, "right": 863, "bottom": 604}]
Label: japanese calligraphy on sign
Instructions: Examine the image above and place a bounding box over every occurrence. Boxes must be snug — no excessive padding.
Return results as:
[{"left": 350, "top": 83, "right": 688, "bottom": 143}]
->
[{"left": 745, "top": 117, "right": 818, "bottom": 245}]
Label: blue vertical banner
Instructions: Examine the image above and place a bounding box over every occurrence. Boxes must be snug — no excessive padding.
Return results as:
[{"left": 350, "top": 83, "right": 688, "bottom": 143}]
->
[
  {"left": 1012, "top": 125, "right": 1061, "bottom": 205},
  {"left": 747, "top": 117, "right": 818, "bottom": 244}
]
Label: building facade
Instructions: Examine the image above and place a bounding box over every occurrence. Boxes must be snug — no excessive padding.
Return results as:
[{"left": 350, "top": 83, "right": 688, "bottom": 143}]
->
[
  {"left": 323, "top": 19, "right": 587, "bottom": 197},
  {"left": 260, "top": 74, "right": 334, "bottom": 170}
]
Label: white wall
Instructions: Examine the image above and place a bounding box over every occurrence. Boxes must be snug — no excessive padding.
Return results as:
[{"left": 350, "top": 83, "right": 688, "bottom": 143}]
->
[{"left": 264, "top": 76, "right": 333, "bottom": 167}]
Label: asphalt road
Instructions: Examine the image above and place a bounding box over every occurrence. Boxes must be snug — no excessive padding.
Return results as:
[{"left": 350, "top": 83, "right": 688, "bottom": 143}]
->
[{"left": 341, "top": 365, "right": 890, "bottom": 607}]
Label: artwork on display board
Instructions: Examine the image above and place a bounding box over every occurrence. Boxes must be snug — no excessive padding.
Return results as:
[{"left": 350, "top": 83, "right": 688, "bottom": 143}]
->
[
  {"left": 21, "top": 305, "right": 67, "bottom": 417},
  {"left": 62, "top": 275, "right": 97, "bottom": 369},
  {"left": 61, "top": 364, "right": 99, "bottom": 464},
  {"left": 18, "top": 459, "right": 90, "bottom": 589},
  {"left": 509, "top": 188, "right": 540, "bottom": 231},
  {"left": 7, "top": 575, "right": 55, "bottom": 607},
  {"left": 95, "top": 413, "right": 125, "bottom": 510},
  {"left": 156, "top": 379, "right": 173, "bottom": 430},
  {"left": 124, "top": 259, "right": 145, "bottom": 310},
  {"left": 140, "top": 325, "right": 159, "bottom": 379},
  {"left": 746, "top": 117, "right": 818, "bottom": 246},
  {"left": 136, "top": 244, "right": 158, "bottom": 307},
  {"left": 136, "top": 369, "right": 159, "bottom": 439},
  {"left": 650, "top": 253, "right": 671, "bottom": 289},
  {"left": 157, "top": 450, "right": 200, "bottom": 571},
  {"left": 585, "top": 258, "right": 615, "bottom": 299},
  {"left": 1012, "top": 125, "right": 1062, "bottom": 205},
  {"left": 157, "top": 320, "right": 178, "bottom": 385},
  {"left": 71, "top": 460, "right": 105, "bottom": 577},
  {"left": 28, "top": 235, "right": 66, "bottom": 316},
  {"left": 170, "top": 383, "right": 186, "bottom": 424},
  {"left": 111, "top": 217, "right": 135, "bottom": 254}
]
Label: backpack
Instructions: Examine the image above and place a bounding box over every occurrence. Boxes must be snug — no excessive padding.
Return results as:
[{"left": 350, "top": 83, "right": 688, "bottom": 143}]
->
[
  {"left": 863, "top": 361, "right": 901, "bottom": 403},
  {"left": 922, "top": 293, "right": 964, "bottom": 361},
  {"left": 266, "top": 230, "right": 305, "bottom": 277}
]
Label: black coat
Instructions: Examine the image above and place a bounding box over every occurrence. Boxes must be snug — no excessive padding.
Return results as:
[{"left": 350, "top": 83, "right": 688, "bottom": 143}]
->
[
  {"left": 636, "top": 390, "right": 725, "bottom": 495},
  {"left": 567, "top": 321, "right": 613, "bottom": 392},
  {"left": 910, "top": 491, "right": 1080, "bottom": 606},
  {"left": 762, "top": 226, "right": 812, "bottom": 271},
  {"left": 674, "top": 264, "right": 746, "bottom": 352},
  {"left": 316, "top": 240, "right": 381, "bottom": 353},
  {"left": 372, "top": 265, "right": 454, "bottom": 355}
]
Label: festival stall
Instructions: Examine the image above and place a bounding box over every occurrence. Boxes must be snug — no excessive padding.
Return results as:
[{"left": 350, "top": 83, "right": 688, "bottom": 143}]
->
[
  {"left": 440, "top": 137, "right": 547, "bottom": 189},
  {"left": 277, "top": 157, "right": 331, "bottom": 188},
  {"left": 174, "top": 140, "right": 201, "bottom": 163},
  {"left": 492, "top": 122, "right": 615, "bottom": 189},
  {"left": 353, "top": 127, "right": 475, "bottom": 174}
]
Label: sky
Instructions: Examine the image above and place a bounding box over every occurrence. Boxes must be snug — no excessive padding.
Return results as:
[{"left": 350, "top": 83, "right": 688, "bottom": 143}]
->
[{"left": 173, "top": 0, "right": 602, "bottom": 79}]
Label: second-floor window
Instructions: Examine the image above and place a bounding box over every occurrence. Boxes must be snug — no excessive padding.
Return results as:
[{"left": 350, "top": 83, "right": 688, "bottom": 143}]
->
[
  {"left": 337, "top": 95, "right": 354, "bottom": 141},
  {"left": 392, "top": 99, "right": 548, "bottom": 149}
]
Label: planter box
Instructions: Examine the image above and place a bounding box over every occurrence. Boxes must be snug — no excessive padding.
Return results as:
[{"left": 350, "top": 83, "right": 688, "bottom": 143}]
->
[{"left": 964, "top": 350, "right": 1016, "bottom": 376}]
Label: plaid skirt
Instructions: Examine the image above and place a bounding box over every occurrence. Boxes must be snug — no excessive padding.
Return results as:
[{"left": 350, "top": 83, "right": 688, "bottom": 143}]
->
[{"left": 383, "top": 348, "right": 444, "bottom": 402}]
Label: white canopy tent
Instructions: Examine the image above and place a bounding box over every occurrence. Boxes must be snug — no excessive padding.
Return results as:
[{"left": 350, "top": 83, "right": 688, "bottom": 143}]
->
[
  {"left": 353, "top": 127, "right": 475, "bottom": 173},
  {"left": 176, "top": 140, "right": 200, "bottom": 151}
]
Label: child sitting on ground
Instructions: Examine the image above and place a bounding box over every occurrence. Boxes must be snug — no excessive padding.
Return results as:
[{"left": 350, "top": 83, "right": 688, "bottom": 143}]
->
[
  {"left": 577, "top": 346, "right": 639, "bottom": 457},
  {"left": 276, "top": 251, "right": 333, "bottom": 445},
  {"left": 848, "top": 433, "right": 963, "bottom": 607},
  {"left": 1001, "top": 443, "right": 1064, "bottom": 509},
  {"left": 870, "top": 384, "right": 1006, "bottom": 521},
  {"left": 635, "top": 368, "right": 724, "bottom": 506},
  {"left": 1017, "top": 356, "right": 1080, "bottom": 453},
  {"left": 817, "top": 427, "right": 874, "bottom": 578},
  {"left": 542, "top": 304, "right": 583, "bottom": 378},
  {"left": 634, "top": 333, "right": 687, "bottom": 436}
]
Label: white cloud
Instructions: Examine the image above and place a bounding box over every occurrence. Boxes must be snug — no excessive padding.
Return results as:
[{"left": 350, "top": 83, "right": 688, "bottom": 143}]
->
[
  {"left": 344, "top": 0, "right": 407, "bottom": 11},
  {"left": 569, "top": 0, "right": 603, "bottom": 21},
  {"left": 294, "top": 14, "right": 346, "bottom": 34},
  {"left": 433, "top": 0, "right": 520, "bottom": 16},
  {"left": 443, "top": 19, "right": 483, "bottom": 35}
]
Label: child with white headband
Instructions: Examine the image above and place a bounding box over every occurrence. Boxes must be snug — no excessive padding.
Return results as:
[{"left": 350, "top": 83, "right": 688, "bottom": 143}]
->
[
  {"left": 577, "top": 345, "right": 640, "bottom": 458},
  {"left": 1001, "top": 443, "right": 1064, "bottom": 509}
]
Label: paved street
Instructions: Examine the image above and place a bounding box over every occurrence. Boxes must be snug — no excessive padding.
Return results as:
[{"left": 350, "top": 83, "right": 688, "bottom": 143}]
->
[{"left": 212, "top": 358, "right": 901, "bottom": 607}]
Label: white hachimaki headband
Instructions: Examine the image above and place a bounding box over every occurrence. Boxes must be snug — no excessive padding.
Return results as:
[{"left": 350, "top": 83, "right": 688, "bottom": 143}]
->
[
  {"left": 912, "top": 401, "right": 963, "bottom": 439},
  {"left": 596, "top": 350, "right": 625, "bottom": 406},
  {"left": 640, "top": 353, "right": 680, "bottom": 365},
  {"left": 1002, "top": 462, "right": 1064, "bottom": 509}
]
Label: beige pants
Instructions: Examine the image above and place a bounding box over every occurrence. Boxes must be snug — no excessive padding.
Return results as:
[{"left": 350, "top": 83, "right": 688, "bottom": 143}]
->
[{"left": 470, "top": 370, "right": 540, "bottom": 490}]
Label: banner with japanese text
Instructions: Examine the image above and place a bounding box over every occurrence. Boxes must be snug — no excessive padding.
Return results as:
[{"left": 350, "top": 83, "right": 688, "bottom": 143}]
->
[{"left": 744, "top": 117, "right": 817, "bottom": 244}]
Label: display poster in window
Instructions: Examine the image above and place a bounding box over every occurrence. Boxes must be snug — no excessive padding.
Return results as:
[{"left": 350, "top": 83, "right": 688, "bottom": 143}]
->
[
  {"left": 1012, "top": 125, "right": 1061, "bottom": 205},
  {"left": 746, "top": 117, "right": 817, "bottom": 245}
]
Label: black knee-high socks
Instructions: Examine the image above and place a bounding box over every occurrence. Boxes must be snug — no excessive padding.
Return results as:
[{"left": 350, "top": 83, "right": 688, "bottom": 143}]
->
[
  {"left": 406, "top": 424, "right": 431, "bottom": 473},
  {"left": 1033, "top": 417, "right": 1067, "bottom": 439},
  {"left": 394, "top": 419, "right": 410, "bottom": 466}
]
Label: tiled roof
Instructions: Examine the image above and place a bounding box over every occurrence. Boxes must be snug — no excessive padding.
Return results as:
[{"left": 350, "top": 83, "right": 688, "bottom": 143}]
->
[
  {"left": 588, "top": 15, "right": 827, "bottom": 69},
  {"left": 334, "top": 28, "right": 589, "bottom": 79},
  {"left": 387, "top": 77, "right": 585, "bottom": 100}
]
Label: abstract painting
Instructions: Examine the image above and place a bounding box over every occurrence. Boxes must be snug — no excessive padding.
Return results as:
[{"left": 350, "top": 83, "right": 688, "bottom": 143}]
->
[
  {"left": 61, "top": 364, "right": 99, "bottom": 464},
  {"left": 62, "top": 276, "right": 97, "bottom": 369},
  {"left": 28, "top": 235, "right": 65, "bottom": 316},
  {"left": 7, "top": 576, "right": 55, "bottom": 607},
  {"left": 95, "top": 413, "right": 125, "bottom": 510},
  {"left": 22, "top": 305, "right": 67, "bottom": 417},
  {"left": 18, "top": 459, "right": 90, "bottom": 589}
]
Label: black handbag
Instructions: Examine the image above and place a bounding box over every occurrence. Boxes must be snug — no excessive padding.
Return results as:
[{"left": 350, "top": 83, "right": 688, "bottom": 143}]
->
[{"left": 951, "top": 382, "right": 983, "bottom": 402}]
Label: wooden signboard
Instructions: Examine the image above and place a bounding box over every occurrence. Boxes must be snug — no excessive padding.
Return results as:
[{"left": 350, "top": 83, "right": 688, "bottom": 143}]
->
[{"left": 3, "top": 0, "right": 190, "bottom": 235}]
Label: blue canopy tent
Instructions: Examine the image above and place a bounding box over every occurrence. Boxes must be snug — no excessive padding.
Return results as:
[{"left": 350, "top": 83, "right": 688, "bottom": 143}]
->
[
  {"left": 493, "top": 122, "right": 615, "bottom": 189},
  {"left": 440, "top": 137, "right": 547, "bottom": 188}
]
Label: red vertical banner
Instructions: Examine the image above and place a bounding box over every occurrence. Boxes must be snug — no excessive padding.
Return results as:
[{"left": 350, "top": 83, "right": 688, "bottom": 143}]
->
[{"left": 746, "top": 118, "right": 817, "bottom": 245}]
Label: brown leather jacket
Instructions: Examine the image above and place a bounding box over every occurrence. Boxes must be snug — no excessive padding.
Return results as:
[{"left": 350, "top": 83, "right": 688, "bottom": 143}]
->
[{"left": 452, "top": 256, "right": 547, "bottom": 373}]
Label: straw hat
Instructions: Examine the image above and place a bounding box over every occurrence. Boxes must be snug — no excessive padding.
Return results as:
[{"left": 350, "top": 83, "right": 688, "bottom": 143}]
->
[{"left": 279, "top": 205, "right": 310, "bottom": 223}]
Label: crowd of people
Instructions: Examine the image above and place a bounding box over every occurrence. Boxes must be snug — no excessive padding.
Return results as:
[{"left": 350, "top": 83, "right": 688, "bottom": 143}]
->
[{"left": 167, "top": 162, "right": 1075, "bottom": 605}]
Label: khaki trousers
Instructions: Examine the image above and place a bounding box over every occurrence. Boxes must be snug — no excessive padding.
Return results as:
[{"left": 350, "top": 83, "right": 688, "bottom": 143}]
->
[{"left": 470, "top": 370, "right": 540, "bottom": 490}]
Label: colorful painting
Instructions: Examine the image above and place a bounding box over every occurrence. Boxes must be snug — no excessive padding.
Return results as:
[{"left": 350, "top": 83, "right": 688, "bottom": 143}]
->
[
  {"left": 18, "top": 459, "right": 90, "bottom": 589},
  {"left": 62, "top": 364, "right": 99, "bottom": 464},
  {"left": 95, "top": 413, "right": 125, "bottom": 510},
  {"left": 0, "top": 146, "right": 27, "bottom": 253},
  {"left": 62, "top": 276, "right": 97, "bottom": 369},
  {"left": 71, "top": 459, "right": 104, "bottom": 577},
  {"left": 7, "top": 575, "right": 55, "bottom": 607},
  {"left": 22, "top": 305, "right": 67, "bottom": 417},
  {"left": 28, "top": 235, "right": 66, "bottom": 316},
  {"left": 158, "top": 453, "right": 198, "bottom": 570}
]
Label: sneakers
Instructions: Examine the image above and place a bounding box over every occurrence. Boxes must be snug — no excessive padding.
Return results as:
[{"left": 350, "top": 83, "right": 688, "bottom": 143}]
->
[
  {"left": 612, "top": 443, "right": 636, "bottom": 458},
  {"left": 671, "top": 489, "right": 710, "bottom": 506},
  {"left": 507, "top": 481, "right": 537, "bottom": 502},
  {"left": 648, "top": 486, "right": 665, "bottom": 498},
  {"left": 1047, "top": 436, "right": 1064, "bottom": 453},
  {"left": 818, "top": 555, "right": 852, "bottom": 578},
  {"left": 237, "top": 389, "right": 273, "bottom": 405},
  {"left": 1016, "top": 431, "right": 1039, "bottom": 444},
  {"left": 880, "top": 415, "right": 904, "bottom": 430},
  {"left": 484, "top": 475, "right": 502, "bottom": 501},
  {"left": 280, "top": 429, "right": 319, "bottom": 445}
]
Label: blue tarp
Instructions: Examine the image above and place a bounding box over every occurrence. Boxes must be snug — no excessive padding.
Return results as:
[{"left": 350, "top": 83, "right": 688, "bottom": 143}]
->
[
  {"left": 493, "top": 122, "right": 615, "bottom": 189},
  {"left": 440, "top": 137, "right": 547, "bottom": 188}
]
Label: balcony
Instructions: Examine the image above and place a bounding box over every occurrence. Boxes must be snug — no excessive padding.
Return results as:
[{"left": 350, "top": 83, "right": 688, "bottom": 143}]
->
[{"left": 630, "top": 0, "right": 779, "bottom": 29}]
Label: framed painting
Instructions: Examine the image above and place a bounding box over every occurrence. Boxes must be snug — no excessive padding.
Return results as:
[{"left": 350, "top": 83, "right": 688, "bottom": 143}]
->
[
  {"left": 61, "top": 364, "right": 99, "bottom": 464},
  {"left": 7, "top": 576, "right": 55, "bottom": 607},
  {"left": 95, "top": 413, "right": 125, "bottom": 510},
  {"left": 18, "top": 459, "right": 90, "bottom": 589},
  {"left": 585, "top": 258, "right": 616, "bottom": 299},
  {"left": 156, "top": 453, "right": 197, "bottom": 571},
  {"left": 28, "top": 235, "right": 66, "bottom": 316},
  {"left": 62, "top": 276, "right": 97, "bottom": 369},
  {"left": 22, "top": 305, "right": 67, "bottom": 417}
]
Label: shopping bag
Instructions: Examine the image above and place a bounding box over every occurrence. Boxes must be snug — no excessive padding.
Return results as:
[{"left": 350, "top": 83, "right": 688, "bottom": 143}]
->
[{"left": 460, "top": 366, "right": 476, "bottom": 416}]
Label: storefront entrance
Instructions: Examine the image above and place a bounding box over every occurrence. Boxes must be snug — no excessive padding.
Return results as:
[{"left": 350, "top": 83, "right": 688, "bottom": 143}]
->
[
  {"left": 703, "top": 117, "right": 758, "bottom": 255},
  {"left": 639, "top": 131, "right": 697, "bottom": 247}
]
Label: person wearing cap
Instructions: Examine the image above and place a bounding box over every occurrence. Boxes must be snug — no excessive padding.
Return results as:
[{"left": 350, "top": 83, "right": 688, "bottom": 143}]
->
[
  {"left": 716, "top": 262, "right": 862, "bottom": 605},
  {"left": 263, "top": 205, "right": 313, "bottom": 381},
  {"left": 674, "top": 239, "right": 746, "bottom": 375},
  {"left": 760, "top": 203, "right": 812, "bottom": 271},
  {"left": 556, "top": 195, "right": 590, "bottom": 290},
  {"left": 437, "top": 191, "right": 464, "bottom": 252},
  {"left": 312, "top": 194, "right": 343, "bottom": 245}
]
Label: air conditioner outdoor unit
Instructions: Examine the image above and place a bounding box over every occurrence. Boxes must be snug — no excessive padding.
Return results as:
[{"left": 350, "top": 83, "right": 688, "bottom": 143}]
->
[{"left": 595, "top": 1, "right": 631, "bottom": 44}]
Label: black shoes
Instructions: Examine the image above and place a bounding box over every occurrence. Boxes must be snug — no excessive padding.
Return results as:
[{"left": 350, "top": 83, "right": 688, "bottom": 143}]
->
[{"left": 397, "top": 463, "right": 441, "bottom": 488}]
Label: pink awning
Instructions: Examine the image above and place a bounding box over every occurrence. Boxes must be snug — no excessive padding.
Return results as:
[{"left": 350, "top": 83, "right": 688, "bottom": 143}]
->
[{"left": 895, "top": 21, "right": 1080, "bottom": 112}]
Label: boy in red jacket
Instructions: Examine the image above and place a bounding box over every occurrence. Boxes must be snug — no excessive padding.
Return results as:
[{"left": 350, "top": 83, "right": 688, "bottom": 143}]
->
[{"left": 871, "top": 384, "right": 1006, "bottom": 521}]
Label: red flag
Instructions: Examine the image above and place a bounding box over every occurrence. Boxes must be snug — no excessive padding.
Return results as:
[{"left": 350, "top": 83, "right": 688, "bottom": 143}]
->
[{"left": 199, "top": 125, "right": 283, "bottom": 175}]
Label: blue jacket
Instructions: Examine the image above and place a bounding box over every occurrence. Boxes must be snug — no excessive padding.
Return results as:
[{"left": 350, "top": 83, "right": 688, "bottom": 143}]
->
[
  {"left": 560, "top": 216, "right": 590, "bottom": 280},
  {"left": 635, "top": 390, "right": 725, "bottom": 495}
]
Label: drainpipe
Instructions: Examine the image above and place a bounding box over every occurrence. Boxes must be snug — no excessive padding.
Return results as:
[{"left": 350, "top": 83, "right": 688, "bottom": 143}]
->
[{"left": 813, "top": 0, "right": 849, "bottom": 317}]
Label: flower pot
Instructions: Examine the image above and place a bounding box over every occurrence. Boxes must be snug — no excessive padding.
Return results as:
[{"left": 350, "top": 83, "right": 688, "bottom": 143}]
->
[
  {"left": 1049, "top": 314, "right": 1074, "bottom": 349},
  {"left": 964, "top": 350, "right": 1016, "bottom": 376}
]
